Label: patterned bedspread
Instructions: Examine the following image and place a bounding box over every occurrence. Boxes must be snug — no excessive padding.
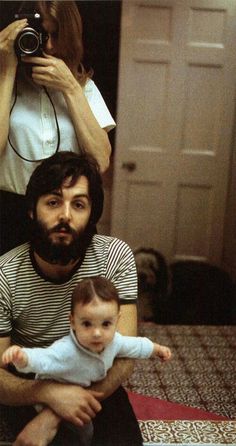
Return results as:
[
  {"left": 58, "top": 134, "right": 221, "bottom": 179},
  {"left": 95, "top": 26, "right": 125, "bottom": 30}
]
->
[{"left": 125, "top": 324, "right": 236, "bottom": 445}]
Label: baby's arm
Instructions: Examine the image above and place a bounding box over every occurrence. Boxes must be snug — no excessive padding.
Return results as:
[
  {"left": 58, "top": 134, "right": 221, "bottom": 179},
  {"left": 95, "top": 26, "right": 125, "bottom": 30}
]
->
[
  {"left": 151, "top": 343, "right": 172, "bottom": 361},
  {"left": 2, "top": 345, "right": 28, "bottom": 369}
]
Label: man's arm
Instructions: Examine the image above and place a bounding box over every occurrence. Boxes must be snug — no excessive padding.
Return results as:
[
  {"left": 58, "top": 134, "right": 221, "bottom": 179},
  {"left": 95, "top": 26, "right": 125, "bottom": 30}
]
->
[
  {"left": 0, "top": 337, "right": 102, "bottom": 426},
  {"left": 89, "top": 303, "right": 137, "bottom": 398},
  {"left": 0, "top": 340, "right": 61, "bottom": 446},
  {"left": 0, "top": 304, "right": 137, "bottom": 412},
  {"left": 0, "top": 336, "right": 38, "bottom": 406}
]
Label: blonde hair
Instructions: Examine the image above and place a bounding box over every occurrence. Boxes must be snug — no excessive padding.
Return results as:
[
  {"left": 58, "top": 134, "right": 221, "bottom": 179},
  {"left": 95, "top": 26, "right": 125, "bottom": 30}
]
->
[{"left": 37, "top": 1, "right": 92, "bottom": 83}]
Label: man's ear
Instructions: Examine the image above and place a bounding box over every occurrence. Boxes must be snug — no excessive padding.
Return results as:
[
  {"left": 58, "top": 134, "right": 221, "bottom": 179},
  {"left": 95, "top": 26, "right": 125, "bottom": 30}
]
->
[{"left": 28, "top": 210, "right": 33, "bottom": 220}]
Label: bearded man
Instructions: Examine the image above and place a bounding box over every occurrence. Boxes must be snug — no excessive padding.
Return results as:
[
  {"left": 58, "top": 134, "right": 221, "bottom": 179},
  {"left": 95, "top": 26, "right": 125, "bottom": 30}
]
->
[{"left": 0, "top": 152, "right": 142, "bottom": 446}]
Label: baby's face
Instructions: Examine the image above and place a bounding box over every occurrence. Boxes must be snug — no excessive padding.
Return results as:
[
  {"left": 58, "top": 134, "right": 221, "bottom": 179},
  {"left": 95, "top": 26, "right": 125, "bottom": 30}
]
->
[{"left": 70, "top": 296, "right": 120, "bottom": 353}]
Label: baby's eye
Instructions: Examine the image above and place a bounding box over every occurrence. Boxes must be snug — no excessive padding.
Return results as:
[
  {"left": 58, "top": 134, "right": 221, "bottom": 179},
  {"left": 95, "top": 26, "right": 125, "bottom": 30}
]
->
[
  {"left": 102, "top": 321, "right": 112, "bottom": 328},
  {"left": 82, "top": 321, "right": 91, "bottom": 328}
]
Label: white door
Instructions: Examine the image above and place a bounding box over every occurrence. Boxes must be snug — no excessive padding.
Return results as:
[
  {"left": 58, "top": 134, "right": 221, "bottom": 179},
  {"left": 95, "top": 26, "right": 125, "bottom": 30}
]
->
[{"left": 111, "top": 0, "right": 236, "bottom": 264}]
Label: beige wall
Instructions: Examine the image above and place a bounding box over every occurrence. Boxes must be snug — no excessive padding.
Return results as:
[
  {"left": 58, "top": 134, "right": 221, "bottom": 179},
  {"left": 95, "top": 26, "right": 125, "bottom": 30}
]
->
[{"left": 97, "top": 160, "right": 113, "bottom": 235}]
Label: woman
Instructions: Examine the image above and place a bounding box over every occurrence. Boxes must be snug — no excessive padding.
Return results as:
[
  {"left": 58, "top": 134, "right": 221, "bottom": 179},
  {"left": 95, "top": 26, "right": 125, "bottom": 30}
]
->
[{"left": 0, "top": 1, "right": 115, "bottom": 254}]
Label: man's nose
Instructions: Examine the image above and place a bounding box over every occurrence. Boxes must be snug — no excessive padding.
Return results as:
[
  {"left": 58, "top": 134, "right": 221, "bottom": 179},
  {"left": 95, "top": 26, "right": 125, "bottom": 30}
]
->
[{"left": 58, "top": 204, "right": 71, "bottom": 221}]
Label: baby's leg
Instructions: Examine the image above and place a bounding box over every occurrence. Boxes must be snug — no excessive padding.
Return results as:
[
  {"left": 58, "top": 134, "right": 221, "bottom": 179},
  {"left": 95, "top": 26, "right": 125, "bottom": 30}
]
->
[{"left": 64, "top": 420, "right": 94, "bottom": 446}]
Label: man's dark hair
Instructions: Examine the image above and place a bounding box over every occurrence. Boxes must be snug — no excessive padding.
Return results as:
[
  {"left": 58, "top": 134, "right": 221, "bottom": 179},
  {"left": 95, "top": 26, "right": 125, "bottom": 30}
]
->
[
  {"left": 71, "top": 276, "right": 120, "bottom": 313},
  {"left": 26, "top": 151, "right": 104, "bottom": 226}
]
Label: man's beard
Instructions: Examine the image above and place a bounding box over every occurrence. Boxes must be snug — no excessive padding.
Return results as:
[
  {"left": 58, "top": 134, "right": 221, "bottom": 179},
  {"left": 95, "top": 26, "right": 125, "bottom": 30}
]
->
[{"left": 30, "top": 219, "right": 94, "bottom": 266}]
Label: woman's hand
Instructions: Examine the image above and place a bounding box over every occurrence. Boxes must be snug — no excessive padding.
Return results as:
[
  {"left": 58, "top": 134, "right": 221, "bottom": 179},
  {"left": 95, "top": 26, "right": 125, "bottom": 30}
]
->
[
  {"left": 23, "top": 53, "right": 78, "bottom": 93},
  {"left": 23, "top": 53, "right": 112, "bottom": 172},
  {"left": 0, "top": 19, "right": 27, "bottom": 75}
]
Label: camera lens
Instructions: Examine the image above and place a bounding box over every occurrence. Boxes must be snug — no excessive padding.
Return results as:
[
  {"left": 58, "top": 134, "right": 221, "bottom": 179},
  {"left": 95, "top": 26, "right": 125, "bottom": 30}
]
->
[{"left": 17, "top": 29, "right": 39, "bottom": 54}]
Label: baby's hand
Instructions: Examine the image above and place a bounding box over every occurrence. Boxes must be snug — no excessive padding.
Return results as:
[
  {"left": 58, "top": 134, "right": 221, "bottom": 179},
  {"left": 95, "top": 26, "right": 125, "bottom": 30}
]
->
[
  {"left": 153, "top": 343, "right": 172, "bottom": 361},
  {"left": 2, "top": 345, "right": 28, "bottom": 368}
]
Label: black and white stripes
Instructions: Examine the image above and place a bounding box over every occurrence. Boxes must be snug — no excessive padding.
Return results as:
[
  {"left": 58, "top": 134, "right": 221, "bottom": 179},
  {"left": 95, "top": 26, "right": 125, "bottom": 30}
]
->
[{"left": 0, "top": 235, "right": 137, "bottom": 348}]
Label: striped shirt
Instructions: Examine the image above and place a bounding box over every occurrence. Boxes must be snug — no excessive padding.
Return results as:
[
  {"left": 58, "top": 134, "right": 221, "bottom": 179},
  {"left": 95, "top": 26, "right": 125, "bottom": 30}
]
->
[{"left": 0, "top": 235, "right": 137, "bottom": 348}]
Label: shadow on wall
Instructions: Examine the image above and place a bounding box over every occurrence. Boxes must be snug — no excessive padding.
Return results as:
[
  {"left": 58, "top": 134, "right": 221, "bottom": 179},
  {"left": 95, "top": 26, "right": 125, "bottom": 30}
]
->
[
  {"left": 76, "top": 0, "right": 121, "bottom": 151},
  {"left": 134, "top": 248, "right": 236, "bottom": 325}
]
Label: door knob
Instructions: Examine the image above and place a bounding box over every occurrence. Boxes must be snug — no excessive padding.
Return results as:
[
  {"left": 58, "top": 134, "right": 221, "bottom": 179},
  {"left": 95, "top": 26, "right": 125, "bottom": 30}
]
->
[{"left": 122, "top": 161, "right": 136, "bottom": 172}]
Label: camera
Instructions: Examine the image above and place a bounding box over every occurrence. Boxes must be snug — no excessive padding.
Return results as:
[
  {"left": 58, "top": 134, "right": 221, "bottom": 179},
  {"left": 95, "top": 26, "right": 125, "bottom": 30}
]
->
[{"left": 14, "top": 12, "right": 47, "bottom": 57}]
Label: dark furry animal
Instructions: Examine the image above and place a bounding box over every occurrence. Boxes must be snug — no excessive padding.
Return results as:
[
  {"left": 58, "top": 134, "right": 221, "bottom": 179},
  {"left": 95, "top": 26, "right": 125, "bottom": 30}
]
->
[
  {"left": 134, "top": 248, "right": 236, "bottom": 325},
  {"left": 168, "top": 260, "right": 236, "bottom": 325}
]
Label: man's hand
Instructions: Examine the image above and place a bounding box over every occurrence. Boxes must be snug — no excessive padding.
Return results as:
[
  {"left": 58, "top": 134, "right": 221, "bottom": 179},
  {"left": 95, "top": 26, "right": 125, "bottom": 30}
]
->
[
  {"left": 41, "top": 382, "right": 103, "bottom": 426},
  {"left": 12, "top": 384, "right": 103, "bottom": 446},
  {"left": 13, "top": 408, "right": 60, "bottom": 446}
]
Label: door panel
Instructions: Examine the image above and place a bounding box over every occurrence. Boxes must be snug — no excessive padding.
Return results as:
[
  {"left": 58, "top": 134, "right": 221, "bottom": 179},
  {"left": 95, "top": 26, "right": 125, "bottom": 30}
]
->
[{"left": 111, "top": 0, "right": 236, "bottom": 263}]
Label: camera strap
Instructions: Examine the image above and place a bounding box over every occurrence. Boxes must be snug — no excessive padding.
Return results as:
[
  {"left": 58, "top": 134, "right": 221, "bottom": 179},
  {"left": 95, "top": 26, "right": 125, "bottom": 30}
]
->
[{"left": 8, "top": 79, "right": 60, "bottom": 163}]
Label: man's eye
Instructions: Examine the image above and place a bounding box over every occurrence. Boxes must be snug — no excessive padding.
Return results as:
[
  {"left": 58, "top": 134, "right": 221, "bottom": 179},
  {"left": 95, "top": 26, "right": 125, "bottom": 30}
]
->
[
  {"left": 73, "top": 201, "right": 84, "bottom": 209},
  {"left": 47, "top": 199, "right": 59, "bottom": 207}
]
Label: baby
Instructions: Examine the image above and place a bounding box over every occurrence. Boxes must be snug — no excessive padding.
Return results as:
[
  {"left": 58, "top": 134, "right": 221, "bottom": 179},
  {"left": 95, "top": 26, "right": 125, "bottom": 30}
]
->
[{"left": 2, "top": 276, "right": 171, "bottom": 445}]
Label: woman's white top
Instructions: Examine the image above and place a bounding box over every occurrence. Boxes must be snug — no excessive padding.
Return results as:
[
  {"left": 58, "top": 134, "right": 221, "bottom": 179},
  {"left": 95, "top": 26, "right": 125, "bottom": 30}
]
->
[{"left": 1, "top": 74, "right": 115, "bottom": 195}]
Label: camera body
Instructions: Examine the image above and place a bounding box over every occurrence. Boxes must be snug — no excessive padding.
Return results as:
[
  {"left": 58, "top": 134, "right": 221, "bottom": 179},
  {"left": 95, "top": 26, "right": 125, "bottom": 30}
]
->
[{"left": 14, "top": 12, "right": 46, "bottom": 57}]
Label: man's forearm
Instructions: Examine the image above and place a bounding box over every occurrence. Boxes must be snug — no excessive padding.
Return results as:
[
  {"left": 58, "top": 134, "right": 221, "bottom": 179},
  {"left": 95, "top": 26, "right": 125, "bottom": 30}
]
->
[
  {"left": 0, "top": 367, "right": 103, "bottom": 427},
  {"left": 0, "top": 367, "right": 47, "bottom": 406},
  {"left": 89, "top": 358, "right": 134, "bottom": 399},
  {"left": 0, "top": 370, "right": 62, "bottom": 445}
]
